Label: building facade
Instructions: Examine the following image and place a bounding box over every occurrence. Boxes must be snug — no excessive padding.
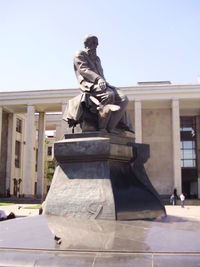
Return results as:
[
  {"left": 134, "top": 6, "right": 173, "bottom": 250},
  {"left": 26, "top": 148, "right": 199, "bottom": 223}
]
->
[{"left": 0, "top": 82, "right": 200, "bottom": 199}]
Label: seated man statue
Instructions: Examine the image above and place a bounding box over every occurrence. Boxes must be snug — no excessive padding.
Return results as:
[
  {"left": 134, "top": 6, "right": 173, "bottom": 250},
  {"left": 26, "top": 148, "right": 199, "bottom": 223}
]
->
[{"left": 63, "top": 35, "right": 133, "bottom": 133}]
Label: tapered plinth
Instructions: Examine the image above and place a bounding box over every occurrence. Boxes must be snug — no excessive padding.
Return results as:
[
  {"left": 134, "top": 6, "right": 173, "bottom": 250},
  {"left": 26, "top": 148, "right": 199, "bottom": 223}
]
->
[{"left": 44, "top": 132, "right": 166, "bottom": 220}]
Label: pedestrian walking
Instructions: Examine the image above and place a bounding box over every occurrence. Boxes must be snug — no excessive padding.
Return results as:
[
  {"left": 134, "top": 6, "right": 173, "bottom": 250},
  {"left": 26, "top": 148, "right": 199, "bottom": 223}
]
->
[
  {"left": 170, "top": 194, "right": 176, "bottom": 205},
  {"left": 170, "top": 188, "right": 178, "bottom": 205},
  {"left": 173, "top": 188, "right": 178, "bottom": 205},
  {"left": 180, "top": 193, "right": 185, "bottom": 208}
]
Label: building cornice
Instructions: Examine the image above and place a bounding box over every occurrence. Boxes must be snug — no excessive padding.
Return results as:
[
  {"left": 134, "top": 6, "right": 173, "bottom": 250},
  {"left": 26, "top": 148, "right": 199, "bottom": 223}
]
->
[{"left": 0, "top": 84, "right": 200, "bottom": 112}]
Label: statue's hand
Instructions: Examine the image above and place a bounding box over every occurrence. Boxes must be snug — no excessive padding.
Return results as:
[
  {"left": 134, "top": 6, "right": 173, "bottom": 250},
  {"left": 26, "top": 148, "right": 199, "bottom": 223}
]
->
[{"left": 98, "top": 78, "right": 106, "bottom": 91}]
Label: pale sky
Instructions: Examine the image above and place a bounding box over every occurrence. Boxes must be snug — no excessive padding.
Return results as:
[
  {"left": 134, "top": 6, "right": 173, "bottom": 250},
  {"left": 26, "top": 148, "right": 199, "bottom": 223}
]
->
[{"left": 0, "top": 0, "right": 200, "bottom": 92}]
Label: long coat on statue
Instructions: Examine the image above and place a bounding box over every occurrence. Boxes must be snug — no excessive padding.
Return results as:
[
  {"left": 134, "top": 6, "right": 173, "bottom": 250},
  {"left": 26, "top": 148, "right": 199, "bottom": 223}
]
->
[
  {"left": 63, "top": 50, "right": 107, "bottom": 124},
  {"left": 63, "top": 49, "right": 133, "bottom": 132}
]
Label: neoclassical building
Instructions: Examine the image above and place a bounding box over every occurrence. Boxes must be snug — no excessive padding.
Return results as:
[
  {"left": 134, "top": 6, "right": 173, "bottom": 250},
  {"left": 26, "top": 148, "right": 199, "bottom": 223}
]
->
[{"left": 1, "top": 81, "right": 200, "bottom": 199}]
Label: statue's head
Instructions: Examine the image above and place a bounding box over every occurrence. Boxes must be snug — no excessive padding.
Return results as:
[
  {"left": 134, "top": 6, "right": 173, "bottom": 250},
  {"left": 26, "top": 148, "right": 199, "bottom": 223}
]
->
[{"left": 84, "top": 35, "right": 98, "bottom": 49}]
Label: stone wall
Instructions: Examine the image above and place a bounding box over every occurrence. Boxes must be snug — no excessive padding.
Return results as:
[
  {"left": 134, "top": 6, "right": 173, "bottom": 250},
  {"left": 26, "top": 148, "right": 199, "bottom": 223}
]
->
[{"left": 142, "top": 108, "right": 173, "bottom": 195}]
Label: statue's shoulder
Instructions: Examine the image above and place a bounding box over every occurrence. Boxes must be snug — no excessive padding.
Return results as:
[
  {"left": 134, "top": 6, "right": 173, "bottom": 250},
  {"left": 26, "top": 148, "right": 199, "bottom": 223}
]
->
[
  {"left": 74, "top": 50, "right": 87, "bottom": 58},
  {"left": 96, "top": 56, "right": 101, "bottom": 62}
]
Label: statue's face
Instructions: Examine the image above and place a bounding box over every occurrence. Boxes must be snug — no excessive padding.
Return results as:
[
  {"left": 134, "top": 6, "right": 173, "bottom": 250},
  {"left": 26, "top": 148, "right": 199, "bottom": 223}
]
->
[{"left": 86, "top": 37, "right": 98, "bottom": 50}]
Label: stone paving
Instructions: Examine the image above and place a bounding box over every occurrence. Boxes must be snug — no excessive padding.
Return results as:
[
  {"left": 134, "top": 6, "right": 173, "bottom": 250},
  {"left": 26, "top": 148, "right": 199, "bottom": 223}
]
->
[
  {"left": 1, "top": 204, "right": 200, "bottom": 221},
  {"left": 1, "top": 204, "right": 200, "bottom": 266},
  {"left": 165, "top": 205, "right": 200, "bottom": 221}
]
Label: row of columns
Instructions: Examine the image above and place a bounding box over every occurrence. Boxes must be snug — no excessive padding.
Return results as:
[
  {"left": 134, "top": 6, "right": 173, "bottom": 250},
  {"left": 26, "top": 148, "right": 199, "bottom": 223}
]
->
[
  {"left": 24, "top": 102, "right": 68, "bottom": 198},
  {"left": 0, "top": 98, "right": 182, "bottom": 197},
  {"left": 24, "top": 106, "right": 47, "bottom": 198}
]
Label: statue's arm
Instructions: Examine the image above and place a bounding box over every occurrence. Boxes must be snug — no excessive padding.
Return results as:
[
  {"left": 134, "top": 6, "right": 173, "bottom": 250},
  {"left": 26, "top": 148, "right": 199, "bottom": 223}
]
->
[{"left": 74, "top": 52, "right": 102, "bottom": 83}]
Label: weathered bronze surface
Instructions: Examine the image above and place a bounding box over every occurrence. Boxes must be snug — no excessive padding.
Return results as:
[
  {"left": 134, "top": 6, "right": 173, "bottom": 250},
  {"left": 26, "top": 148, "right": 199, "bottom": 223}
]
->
[
  {"left": 63, "top": 35, "right": 133, "bottom": 133},
  {"left": 45, "top": 36, "right": 166, "bottom": 221}
]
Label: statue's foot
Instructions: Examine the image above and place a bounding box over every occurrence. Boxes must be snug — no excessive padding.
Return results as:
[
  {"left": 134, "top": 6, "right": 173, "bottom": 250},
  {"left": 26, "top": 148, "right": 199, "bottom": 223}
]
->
[
  {"left": 107, "top": 129, "right": 119, "bottom": 135},
  {"left": 98, "top": 129, "right": 108, "bottom": 133}
]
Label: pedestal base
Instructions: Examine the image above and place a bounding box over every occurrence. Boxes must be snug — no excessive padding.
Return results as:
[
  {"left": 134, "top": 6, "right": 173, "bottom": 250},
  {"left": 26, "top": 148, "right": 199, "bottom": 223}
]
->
[
  {"left": 44, "top": 162, "right": 115, "bottom": 220},
  {"left": 44, "top": 132, "right": 166, "bottom": 220}
]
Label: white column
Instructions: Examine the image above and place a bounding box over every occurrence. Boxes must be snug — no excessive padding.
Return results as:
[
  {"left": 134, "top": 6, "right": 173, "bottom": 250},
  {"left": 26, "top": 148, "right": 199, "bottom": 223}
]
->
[
  {"left": 37, "top": 112, "right": 46, "bottom": 199},
  {"left": 6, "top": 113, "right": 14, "bottom": 191},
  {"left": 0, "top": 107, "right": 2, "bottom": 161},
  {"left": 61, "top": 101, "right": 68, "bottom": 138},
  {"left": 56, "top": 124, "right": 61, "bottom": 141},
  {"left": 24, "top": 105, "right": 35, "bottom": 197},
  {"left": 172, "top": 99, "right": 182, "bottom": 195},
  {"left": 134, "top": 100, "right": 142, "bottom": 143},
  {"left": 10, "top": 114, "right": 16, "bottom": 196}
]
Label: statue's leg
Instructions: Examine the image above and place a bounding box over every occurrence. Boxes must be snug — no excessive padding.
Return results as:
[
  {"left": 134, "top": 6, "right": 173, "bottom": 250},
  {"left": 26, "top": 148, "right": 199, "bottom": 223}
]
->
[
  {"left": 91, "top": 87, "right": 115, "bottom": 106},
  {"left": 98, "top": 108, "right": 112, "bottom": 131},
  {"left": 117, "top": 111, "right": 134, "bottom": 132},
  {"left": 91, "top": 88, "right": 115, "bottom": 130},
  {"left": 107, "top": 88, "right": 128, "bottom": 131}
]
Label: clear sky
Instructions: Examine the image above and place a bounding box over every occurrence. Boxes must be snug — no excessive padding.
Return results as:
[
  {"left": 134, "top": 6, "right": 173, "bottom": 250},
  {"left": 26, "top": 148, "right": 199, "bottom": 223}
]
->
[{"left": 0, "top": 0, "right": 200, "bottom": 91}]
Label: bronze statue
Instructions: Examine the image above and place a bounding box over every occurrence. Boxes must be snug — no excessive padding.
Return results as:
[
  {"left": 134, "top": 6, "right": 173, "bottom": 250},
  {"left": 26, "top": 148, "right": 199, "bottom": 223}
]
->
[
  {"left": 63, "top": 35, "right": 133, "bottom": 133},
  {"left": 45, "top": 36, "right": 166, "bottom": 221}
]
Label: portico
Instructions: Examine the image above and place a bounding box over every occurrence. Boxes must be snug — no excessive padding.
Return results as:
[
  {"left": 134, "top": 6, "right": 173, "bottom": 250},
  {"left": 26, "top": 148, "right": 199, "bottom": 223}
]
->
[{"left": 0, "top": 83, "right": 200, "bottom": 198}]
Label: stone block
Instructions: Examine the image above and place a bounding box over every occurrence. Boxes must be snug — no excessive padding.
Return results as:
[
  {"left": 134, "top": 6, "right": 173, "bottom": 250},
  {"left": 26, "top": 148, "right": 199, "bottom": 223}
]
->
[
  {"left": 44, "top": 132, "right": 166, "bottom": 220},
  {"left": 45, "top": 133, "right": 134, "bottom": 220}
]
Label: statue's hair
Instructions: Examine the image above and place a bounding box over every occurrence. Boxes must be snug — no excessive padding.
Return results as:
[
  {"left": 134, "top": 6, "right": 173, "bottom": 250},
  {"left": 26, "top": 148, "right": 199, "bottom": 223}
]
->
[{"left": 83, "top": 35, "right": 98, "bottom": 47}]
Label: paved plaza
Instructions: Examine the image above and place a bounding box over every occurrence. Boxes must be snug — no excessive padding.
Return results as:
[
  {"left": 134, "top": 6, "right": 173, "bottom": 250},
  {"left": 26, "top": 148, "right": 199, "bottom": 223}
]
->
[
  {"left": 1, "top": 204, "right": 200, "bottom": 221},
  {"left": 0, "top": 203, "right": 40, "bottom": 218},
  {"left": 1, "top": 203, "right": 200, "bottom": 266}
]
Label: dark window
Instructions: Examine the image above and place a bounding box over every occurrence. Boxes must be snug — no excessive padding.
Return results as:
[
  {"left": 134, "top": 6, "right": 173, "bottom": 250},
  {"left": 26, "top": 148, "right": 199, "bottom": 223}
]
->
[
  {"left": 181, "top": 141, "right": 196, "bottom": 167},
  {"left": 16, "top": 118, "right": 22, "bottom": 133},
  {"left": 35, "top": 149, "right": 38, "bottom": 172},
  {"left": 15, "top": 141, "right": 21, "bottom": 168},
  {"left": 34, "top": 182, "right": 37, "bottom": 195},
  {"left": 180, "top": 117, "right": 196, "bottom": 168},
  {"left": 180, "top": 116, "right": 198, "bottom": 198},
  {"left": 48, "top": 146, "right": 52, "bottom": 156}
]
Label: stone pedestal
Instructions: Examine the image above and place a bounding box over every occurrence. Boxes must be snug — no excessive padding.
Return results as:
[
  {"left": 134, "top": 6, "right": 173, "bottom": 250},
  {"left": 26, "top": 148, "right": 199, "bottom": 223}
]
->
[{"left": 44, "top": 132, "right": 166, "bottom": 220}]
